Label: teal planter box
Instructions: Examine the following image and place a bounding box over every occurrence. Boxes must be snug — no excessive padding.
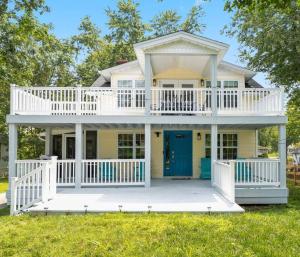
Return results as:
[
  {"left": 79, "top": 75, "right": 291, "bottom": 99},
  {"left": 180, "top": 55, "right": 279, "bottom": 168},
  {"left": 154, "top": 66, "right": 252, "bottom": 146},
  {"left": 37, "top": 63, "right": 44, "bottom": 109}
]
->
[{"left": 200, "top": 158, "right": 211, "bottom": 179}]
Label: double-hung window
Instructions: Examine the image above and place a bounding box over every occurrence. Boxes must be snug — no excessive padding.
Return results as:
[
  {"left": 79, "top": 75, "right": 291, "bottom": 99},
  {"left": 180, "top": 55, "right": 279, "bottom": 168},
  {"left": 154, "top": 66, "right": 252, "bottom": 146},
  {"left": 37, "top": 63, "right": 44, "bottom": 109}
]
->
[
  {"left": 205, "top": 133, "right": 238, "bottom": 160},
  {"left": 118, "top": 133, "right": 145, "bottom": 159}
]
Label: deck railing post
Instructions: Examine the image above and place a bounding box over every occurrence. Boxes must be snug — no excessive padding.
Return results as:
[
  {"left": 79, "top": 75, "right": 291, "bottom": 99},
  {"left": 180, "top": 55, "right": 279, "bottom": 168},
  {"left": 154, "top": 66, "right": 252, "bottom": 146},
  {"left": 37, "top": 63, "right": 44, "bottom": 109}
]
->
[
  {"left": 145, "top": 53, "right": 152, "bottom": 115},
  {"left": 211, "top": 124, "right": 218, "bottom": 185},
  {"left": 42, "top": 163, "right": 49, "bottom": 202},
  {"left": 279, "top": 125, "right": 286, "bottom": 188},
  {"left": 145, "top": 124, "right": 151, "bottom": 188},
  {"left": 75, "top": 123, "right": 83, "bottom": 189},
  {"left": 50, "top": 156, "right": 58, "bottom": 198},
  {"left": 10, "top": 84, "right": 17, "bottom": 115},
  {"left": 10, "top": 177, "right": 17, "bottom": 215}
]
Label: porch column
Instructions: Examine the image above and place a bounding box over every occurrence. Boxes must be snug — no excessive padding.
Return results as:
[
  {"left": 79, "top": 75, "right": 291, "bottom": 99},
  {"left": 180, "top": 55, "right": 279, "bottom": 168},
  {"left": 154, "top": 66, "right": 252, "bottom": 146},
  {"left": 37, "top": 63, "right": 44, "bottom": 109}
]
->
[
  {"left": 8, "top": 124, "right": 18, "bottom": 180},
  {"left": 145, "top": 53, "right": 152, "bottom": 115},
  {"left": 145, "top": 124, "right": 151, "bottom": 188},
  {"left": 75, "top": 123, "right": 83, "bottom": 189},
  {"left": 279, "top": 125, "right": 286, "bottom": 188},
  {"left": 210, "top": 54, "right": 217, "bottom": 116},
  {"left": 45, "top": 127, "right": 52, "bottom": 156},
  {"left": 211, "top": 124, "right": 218, "bottom": 184}
]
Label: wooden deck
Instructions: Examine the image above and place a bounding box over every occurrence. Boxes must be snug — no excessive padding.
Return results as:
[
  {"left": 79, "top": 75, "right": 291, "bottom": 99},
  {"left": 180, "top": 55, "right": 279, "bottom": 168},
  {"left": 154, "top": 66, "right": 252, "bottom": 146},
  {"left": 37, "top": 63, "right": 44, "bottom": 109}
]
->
[{"left": 29, "top": 180, "right": 244, "bottom": 213}]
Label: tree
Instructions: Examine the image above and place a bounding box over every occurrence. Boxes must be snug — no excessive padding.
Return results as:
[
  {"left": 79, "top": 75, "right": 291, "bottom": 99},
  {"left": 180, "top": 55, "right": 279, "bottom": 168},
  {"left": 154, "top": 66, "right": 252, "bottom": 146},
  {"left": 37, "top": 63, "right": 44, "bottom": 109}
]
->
[
  {"left": 287, "top": 89, "right": 300, "bottom": 147},
  {"left": 223, "top": 1, "right": 300, "bottom": 95},
  {"left": 150, "top": 5, "right": 205, "bottom": 36},
  {"left": 105, "top": 0, "right": 148, "bottom": 61},
  {"left": 150, "top": 10, "right": 180, "bottom": 37},
  {"left": 0, "top": 0, "right": 76, "bottom": 158}
]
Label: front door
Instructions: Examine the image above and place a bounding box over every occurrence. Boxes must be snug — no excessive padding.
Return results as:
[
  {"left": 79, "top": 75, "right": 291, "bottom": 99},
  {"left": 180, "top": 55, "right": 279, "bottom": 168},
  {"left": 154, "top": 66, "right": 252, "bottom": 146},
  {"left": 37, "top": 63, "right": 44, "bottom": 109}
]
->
[
  {"left": 163, "top": 131, "right": 193, "bottom": 176},
  {"left": 65, "top": 136, "right": 75, "bottom": 159}
]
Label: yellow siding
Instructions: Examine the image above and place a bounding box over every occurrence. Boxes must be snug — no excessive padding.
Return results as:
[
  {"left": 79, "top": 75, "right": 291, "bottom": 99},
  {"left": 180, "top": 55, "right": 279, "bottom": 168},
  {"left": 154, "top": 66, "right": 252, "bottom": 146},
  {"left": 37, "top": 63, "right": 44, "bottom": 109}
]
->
[
  {"left": 154, "top": 68, "right": 203, "bottom": 80},
  {"left": 97, "top": 129, "right": 256, "bottom": 178}
]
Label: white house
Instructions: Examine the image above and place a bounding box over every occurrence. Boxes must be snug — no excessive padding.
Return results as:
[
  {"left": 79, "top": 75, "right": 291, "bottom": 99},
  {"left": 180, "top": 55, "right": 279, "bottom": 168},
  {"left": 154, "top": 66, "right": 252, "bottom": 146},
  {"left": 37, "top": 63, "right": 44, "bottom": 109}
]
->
[{"left": 7, "top": 32, "right": 288, "bottom": 215}]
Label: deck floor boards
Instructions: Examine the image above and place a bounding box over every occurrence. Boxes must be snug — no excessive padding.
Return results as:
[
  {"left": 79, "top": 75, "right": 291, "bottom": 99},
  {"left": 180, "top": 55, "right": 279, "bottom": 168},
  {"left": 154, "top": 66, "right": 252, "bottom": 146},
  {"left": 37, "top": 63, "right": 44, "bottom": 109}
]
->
[{"left": 29, "top": 180, "right": 244, "bottom": 213}]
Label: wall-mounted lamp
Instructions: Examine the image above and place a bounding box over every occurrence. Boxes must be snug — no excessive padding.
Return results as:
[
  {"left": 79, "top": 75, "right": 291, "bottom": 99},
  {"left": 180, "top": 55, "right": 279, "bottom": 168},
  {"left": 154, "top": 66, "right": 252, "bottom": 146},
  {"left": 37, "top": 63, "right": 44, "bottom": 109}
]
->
[
  {"left": 197, "top": 132, "right": 201, "bottom": 141},
  {"left": 153, "top": 79, "right": 157, "bottom": 87},
  {"left": 200, "top": 79, "right": 205, "bottom": 87},
  {"left": 155, "top": 131, "right": 161, "bottom": 138}
]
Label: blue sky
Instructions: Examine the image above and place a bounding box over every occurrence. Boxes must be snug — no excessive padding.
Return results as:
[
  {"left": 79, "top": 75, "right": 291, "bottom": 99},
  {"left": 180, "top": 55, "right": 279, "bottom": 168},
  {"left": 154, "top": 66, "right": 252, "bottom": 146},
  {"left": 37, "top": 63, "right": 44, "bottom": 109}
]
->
[{"left": 40, "top": 0, "right": 268, "bottom": 86}]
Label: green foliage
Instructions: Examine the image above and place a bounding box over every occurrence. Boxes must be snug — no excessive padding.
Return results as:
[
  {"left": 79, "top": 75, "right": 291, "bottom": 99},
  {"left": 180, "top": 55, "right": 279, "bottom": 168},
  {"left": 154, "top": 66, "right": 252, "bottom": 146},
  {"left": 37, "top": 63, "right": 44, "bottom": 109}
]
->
[
  {"left": 287, "top": 89, "right": 300, "bottom": 146},
  {"left": 0, "top": 182, "right": 300, "bottom": 256},
  {"left": 259, "top": 127, "right": 278, "bottom": 152},
  {"left": 0, "top": 178, "right": 8, "bottom": 193},
  {"left": 223, "top": 1, "right": 300, "bottom": 95},
  {"left": 150, "top": 5, "right": 205, "bottom": 36}
]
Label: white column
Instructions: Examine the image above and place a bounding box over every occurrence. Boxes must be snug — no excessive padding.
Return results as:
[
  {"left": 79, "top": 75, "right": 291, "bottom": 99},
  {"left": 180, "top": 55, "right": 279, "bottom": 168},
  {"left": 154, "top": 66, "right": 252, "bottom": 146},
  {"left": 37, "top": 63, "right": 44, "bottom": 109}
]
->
[
  {"left": 211, "top": 124, "right": 218, "bottom": 184},
  {"left": 75, "top": 123, "right": 83, "bottom": 189},
  {"left": 145, "top": 54, "right": 152, "bottom": 115},
  {"left": 45, "top": 127, "right": 52, "bottom": 156},
  {"left": 144, "top": 124, "right": 151, "bottom": 188},
  {"left": 279, "top": 125, "right": 286, "bottom": 188},
  {"left": 210, "top": 55, "right": 217, "bottom": 115},
  {"left": 8, "top": 124, "right": 18, "bottom": 180},
  {"left": 255, "top": 129, "right": 259, "bottom": 157}
]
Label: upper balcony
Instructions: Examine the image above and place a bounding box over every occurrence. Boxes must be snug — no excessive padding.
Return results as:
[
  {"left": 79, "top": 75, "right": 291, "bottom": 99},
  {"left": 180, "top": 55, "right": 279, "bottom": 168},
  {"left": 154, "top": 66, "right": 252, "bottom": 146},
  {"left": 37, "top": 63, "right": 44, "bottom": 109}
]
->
[{"left": 11, "top": 85, "right": 284, "bottom": 116}]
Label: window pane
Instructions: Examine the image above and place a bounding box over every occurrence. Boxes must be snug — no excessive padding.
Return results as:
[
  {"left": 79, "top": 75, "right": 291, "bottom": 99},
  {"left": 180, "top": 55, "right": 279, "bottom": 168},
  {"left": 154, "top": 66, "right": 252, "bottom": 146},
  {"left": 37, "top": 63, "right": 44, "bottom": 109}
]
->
[
  {"left": 135, "top": 80, "right": 145, "bottom": 88},
  {"left": 118, "top": 148, "right": 133, "bottom": 159},
  {"left": 118, "top": 134, "right": 133, "bottom": 147},
  {"left": 224, "top": 81, "right": 238, "bottom": 88},
  {"left": 136, "top": 148, "right": 145, "bottom": 159},
  {"left": 136, "top": 134, "right": 145, "bottom": 147},
  {"left": 206, "top": 81, "right": 221, "bottom": 88},
  {"left": 118, "top": 80, "right": 133, "bottom": 88}
]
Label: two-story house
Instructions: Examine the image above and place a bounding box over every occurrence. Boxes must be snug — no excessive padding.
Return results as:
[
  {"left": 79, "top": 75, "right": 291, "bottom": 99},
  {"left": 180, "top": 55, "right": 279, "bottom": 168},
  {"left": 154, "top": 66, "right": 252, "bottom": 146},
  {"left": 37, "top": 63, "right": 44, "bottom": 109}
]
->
[{"left": 7, "top": 32, "right": 288, "bottom": 215}]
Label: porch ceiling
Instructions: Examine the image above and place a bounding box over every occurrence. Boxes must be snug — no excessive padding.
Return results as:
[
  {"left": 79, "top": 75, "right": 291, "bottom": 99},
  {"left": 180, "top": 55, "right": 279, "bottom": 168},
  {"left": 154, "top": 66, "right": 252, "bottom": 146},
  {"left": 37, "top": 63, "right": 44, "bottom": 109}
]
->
[{"left": 151, "top": 54, "right": 210, "bottom": 79}]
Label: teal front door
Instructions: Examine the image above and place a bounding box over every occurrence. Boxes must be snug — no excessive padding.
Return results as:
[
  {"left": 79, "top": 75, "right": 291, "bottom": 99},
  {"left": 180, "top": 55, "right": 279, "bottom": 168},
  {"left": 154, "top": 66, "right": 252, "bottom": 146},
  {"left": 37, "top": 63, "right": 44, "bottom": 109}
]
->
[{"left": 163, "top": 131, "right": 193, "bottom": 176}]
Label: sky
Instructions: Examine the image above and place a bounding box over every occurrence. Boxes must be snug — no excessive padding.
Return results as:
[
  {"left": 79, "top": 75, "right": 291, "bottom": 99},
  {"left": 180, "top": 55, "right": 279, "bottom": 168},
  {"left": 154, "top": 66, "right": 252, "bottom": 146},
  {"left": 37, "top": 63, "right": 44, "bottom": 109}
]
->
[{"left": 39, "top": 0, "right": 269, "bottom": 86}]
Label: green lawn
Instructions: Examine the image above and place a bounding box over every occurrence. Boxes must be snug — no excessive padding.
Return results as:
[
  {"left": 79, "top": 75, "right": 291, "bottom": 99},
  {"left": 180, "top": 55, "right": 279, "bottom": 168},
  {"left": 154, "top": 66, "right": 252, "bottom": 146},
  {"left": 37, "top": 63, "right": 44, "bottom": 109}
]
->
[
  {"left": 0, "top": 183, "right": 300, "bottom": 257},
  {"left": 0, "top": 178, "right": 8, "bottom": 193}
]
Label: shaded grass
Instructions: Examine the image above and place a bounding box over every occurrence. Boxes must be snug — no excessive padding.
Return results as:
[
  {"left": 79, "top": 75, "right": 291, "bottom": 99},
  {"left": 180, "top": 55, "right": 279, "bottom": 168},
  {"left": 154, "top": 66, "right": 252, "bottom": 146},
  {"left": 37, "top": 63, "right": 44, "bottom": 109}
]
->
[
  {"left": 0, "top": 183, "right": 299, "bottom": 257},
  {"left": 0, "top": 177, "right": 8, "bottom": 193}
]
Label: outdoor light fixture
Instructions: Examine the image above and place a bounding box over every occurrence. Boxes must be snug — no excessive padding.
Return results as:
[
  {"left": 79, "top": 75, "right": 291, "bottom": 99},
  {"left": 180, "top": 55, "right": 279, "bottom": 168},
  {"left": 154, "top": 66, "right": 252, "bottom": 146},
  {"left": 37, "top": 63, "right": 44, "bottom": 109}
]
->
[
  {"left": 200, "top": 79, "right": 205, "bottom": 87},
  {"left": 197, "top": 132, "right": 201, "bottom": 140},
  {"left": 153, "top": 79, "right": 157, "bottom": 87},
  {"left": 155, "top": 131, "right": 161, "bottom": 138}
]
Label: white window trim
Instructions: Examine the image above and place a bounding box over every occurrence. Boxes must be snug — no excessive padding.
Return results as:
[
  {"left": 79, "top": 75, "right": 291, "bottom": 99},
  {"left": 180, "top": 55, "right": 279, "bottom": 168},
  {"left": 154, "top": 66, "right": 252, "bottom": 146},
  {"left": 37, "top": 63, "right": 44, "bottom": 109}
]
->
[
  {"left": 118, "top": 132, "right": 145, "bottom": 159},
  {"left": 205, "top": 133, "right": 239, "bottom": 160}
]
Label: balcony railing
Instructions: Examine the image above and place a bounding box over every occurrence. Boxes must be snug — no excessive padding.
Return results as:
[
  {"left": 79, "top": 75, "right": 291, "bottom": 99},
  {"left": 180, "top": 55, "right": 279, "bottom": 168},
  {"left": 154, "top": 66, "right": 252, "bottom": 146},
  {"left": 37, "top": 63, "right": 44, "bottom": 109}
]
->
[{"left": 11, "top": 85, "right": 284, "bottom": 116}]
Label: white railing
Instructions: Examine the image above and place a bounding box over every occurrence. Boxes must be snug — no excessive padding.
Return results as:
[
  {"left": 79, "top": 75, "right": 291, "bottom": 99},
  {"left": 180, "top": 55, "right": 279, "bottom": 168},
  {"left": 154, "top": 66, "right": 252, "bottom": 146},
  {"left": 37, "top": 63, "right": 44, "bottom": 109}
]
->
[
  {"left": 213, "top": 161, "right": 235, "bottom": 203},
  {"left": 11, "top": 85, "right": 283, "bottom": 116},
  {"left": 234, "top": 159, "right": 280, "bottom": 186},
  {"left": 217, "top": 88, "right": 283, "bottom": 115},
  {"left": 81, "top": 159, "right": 145, "bottom": 185},
  {"left": 151, "top": 88, "right": 211, "bottom": 114},
  {"left": 56, "top": 160, "right": 76, "bottom": 186},
  {"left": 11, "top": 157, "right": 57, "bottom": 215}
]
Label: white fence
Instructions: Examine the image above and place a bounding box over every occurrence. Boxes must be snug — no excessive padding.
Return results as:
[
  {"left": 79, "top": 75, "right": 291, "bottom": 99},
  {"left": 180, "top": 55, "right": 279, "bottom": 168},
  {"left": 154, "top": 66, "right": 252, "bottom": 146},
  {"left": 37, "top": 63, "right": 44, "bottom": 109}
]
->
[
  {"left": 56, "top": 160, "right": 76, "bottom": 186},
  {"left": 11, "top": 85, "right": 284, "bottom": 116},
  {"left": 213, "top": 161, "right": 235, "bottom": 203},
  {"left": 151, "top": 88, "right": 211, "bottom": 114},
  {"left": 11, "top": 157, "right": 57, "bottom": 215},
  {"left": 217, "top": 88, "right": 283, "bottom": 115},
  {"left": 81, "top": 159, "right": 145, "bottom": 186},
  {"left": 234, "top": 159, "right": 280, "bottom": 186}
]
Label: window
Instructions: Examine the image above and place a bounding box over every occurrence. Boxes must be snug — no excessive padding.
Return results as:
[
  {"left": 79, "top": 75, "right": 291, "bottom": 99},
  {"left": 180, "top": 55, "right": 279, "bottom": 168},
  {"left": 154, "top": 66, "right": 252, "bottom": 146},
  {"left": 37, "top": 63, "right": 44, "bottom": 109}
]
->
[
  {"left": 222, "top": 134, "right": 238, "bottom": 159},
  {"left": 224, "top": 81, "right": 238, "bottom": 88},
  {"left": 205, "top": 133, "right": 238, "bottom": 160},
  {"left": 118, "top": 133, "right": 145, "bottom": 159},
  {"left": 118, "top": 80, "right": 132, "bottom": 88},
  {"left": 205, "top": 81, "right": 221, "bottom": 88},
  {"left": 135, "top": 80, "right": 145, "bottom": 88}
]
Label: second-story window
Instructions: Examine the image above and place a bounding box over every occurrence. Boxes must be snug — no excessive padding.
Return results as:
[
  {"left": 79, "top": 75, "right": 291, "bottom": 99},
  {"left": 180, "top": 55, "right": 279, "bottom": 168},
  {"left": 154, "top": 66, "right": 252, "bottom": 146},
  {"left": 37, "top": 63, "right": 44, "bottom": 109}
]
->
[
  {"left": 224, "top": 81, "right": 238, "bottom": 88},
  {"left": 205, "top": 81, "right": 221, "bottom": 88},
  {"left": 118, "top": 80, "right": 133, "bottom": 88}
]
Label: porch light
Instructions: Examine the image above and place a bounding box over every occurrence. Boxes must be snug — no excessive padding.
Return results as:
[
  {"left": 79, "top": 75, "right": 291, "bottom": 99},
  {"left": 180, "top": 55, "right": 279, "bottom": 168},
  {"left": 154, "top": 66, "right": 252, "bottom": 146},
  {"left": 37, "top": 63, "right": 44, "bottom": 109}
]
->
[
  {"left": 153, "top": 79, "right": 157, "bottom": 87},
  {"left": 155, "top": 131, "right": 161, "bottom": 138},
  {"left": 197, "top": 133, "right": 201, "bottom": 140},
  {"left": 200, "top": 79, "right": 205, "bottom": 87}
]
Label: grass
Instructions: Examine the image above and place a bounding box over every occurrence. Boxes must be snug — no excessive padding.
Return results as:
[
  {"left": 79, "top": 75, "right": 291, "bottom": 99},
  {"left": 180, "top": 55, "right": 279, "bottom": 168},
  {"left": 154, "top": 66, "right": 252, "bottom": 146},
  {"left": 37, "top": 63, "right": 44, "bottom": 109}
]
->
[
  {"left": 0, "top": 183, "right": 300, "bottom": 257},
  {"left": 0, "top": 178, "right": 8, "bottom": 193}
]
